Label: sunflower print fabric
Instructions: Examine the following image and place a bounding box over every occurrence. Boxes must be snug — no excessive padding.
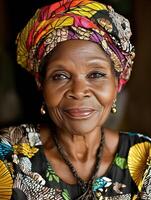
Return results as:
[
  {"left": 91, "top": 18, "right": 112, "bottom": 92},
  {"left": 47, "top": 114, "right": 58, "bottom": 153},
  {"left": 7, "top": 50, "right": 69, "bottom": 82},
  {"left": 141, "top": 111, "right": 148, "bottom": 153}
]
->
[
  {"left": 0, "top": 124, "right": 151, "bottom": 200},
  {"left": 16, "top": 0, "right": 135, "bottom": 92}
]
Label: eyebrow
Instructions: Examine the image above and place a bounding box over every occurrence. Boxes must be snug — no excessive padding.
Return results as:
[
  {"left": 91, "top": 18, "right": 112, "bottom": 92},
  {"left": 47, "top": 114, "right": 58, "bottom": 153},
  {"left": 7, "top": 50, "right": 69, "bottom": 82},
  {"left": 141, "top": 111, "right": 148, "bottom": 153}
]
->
[
  {"left": 46, "top": 57, "right": 111, "bottom": 72},
  {"left": 86, "top": 59, "right": 112, "bottom": 68},
  {"left": 46, "top": 64, "right": 66, "bottom": 72},
  {"left": 87, "top": 56, "right": 111, "bottom": 63}
]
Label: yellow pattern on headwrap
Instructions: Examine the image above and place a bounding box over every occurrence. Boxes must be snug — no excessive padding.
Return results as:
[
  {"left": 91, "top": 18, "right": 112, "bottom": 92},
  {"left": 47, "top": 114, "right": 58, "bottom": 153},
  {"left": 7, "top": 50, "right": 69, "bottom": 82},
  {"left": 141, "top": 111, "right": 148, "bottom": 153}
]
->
[
  {"left": 68, "top": 2, "right": 107, "bottom": 18},
  {"left": 16, "top": 0, "right": 135, "bottom": 91}
]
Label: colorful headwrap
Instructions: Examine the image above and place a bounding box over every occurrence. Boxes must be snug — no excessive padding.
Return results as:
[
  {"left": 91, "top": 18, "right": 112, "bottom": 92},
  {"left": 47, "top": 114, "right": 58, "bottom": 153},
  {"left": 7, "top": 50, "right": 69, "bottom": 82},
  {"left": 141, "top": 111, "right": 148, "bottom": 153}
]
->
[{"left": 16, "top": 0, "right": 135, "bottom": 91}]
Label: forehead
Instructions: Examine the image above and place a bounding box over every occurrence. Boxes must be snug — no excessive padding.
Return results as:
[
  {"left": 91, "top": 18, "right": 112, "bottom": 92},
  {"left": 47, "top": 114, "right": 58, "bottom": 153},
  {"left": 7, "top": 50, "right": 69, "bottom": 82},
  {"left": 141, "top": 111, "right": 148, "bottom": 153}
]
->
[{"left": 46, "top": 40, "right": 111, "bottom": 64}]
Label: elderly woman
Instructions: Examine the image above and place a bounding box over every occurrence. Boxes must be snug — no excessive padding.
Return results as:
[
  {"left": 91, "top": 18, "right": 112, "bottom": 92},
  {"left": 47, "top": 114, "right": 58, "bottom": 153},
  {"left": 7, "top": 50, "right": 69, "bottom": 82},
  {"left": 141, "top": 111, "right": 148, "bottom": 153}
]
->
[{"left": 0, "top": 0, "right": 151, "bottom": 199}]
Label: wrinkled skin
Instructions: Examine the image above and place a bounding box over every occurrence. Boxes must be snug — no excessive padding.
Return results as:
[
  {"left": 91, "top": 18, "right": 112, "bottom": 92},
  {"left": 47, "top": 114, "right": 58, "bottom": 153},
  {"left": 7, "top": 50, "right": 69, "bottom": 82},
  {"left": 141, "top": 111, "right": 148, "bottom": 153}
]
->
[
  {"left": 40, "top": 40, "right": 119, "bottom": 183},
  {"left": 42, "top": 40, "right": 118, "bottom": 136}
]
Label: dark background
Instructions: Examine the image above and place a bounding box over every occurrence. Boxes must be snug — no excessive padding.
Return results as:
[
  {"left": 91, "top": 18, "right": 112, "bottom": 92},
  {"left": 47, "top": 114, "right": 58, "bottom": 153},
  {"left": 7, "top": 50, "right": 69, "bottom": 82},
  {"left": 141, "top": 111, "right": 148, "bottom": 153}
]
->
[{"left": 0, "top": 0, "right": 151, "bottom": 135}]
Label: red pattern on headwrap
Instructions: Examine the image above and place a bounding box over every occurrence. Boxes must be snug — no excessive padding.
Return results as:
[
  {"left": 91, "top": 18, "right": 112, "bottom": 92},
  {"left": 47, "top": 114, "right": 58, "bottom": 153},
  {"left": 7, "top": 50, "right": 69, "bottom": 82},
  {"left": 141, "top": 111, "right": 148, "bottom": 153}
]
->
[{"left": 16, "top": 0, "right": 135, "bottom": 91}]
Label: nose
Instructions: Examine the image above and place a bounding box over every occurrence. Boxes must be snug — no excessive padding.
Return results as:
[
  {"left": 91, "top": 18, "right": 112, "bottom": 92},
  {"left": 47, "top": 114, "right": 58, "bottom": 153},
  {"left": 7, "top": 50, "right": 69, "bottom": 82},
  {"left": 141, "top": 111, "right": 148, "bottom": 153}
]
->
[{"left": 66, "top": 78, "right": 91, "bottom": 100}]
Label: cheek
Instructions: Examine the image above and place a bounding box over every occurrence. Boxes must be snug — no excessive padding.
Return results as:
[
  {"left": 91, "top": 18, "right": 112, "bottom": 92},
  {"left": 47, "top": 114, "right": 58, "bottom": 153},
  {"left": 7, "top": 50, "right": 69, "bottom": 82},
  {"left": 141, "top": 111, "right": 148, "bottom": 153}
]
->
[
  {"left": 43, "top": 85, "right": 65, "bottom": 107},
  {"left": 43, "top": 86, "right": 65, "bottom": 126},
  {"left": 93, "top": 81, "right": 117, "bottom": 106}
]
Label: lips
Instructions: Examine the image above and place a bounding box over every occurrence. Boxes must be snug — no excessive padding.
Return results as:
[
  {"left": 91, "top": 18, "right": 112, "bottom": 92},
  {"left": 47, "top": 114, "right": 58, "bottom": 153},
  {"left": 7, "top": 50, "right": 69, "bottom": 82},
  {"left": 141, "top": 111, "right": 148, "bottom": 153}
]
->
[{"left": 63, "top": 108, "right": 96, "bottom": 119}]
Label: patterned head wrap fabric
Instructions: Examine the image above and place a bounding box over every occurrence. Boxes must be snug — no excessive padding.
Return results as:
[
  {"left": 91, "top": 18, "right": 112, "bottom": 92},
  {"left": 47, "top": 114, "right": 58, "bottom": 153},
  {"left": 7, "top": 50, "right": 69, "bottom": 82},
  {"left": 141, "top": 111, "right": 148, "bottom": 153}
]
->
[{"left": 16, "top": 0, "right": 135, "bottom": 92}]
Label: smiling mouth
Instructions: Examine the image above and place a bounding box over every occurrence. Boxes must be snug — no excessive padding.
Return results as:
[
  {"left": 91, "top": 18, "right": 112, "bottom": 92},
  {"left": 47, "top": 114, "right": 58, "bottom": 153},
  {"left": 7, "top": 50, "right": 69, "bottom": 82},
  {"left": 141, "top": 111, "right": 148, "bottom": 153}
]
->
[{"left": 63, "top": 108, "right": 96, "bottom": 119}]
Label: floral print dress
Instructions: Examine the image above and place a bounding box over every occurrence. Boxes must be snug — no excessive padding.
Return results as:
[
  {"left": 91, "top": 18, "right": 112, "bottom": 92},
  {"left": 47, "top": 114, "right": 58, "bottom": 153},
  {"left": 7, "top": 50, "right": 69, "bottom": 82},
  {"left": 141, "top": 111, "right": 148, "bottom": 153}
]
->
[{"left": 0, "top": 124, "right": 151, "bottom": 200}]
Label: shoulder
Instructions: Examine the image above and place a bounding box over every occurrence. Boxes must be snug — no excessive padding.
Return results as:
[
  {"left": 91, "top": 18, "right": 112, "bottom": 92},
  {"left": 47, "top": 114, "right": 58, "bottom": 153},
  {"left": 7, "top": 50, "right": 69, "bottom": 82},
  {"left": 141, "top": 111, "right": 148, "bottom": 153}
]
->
[
  {"left": 0, "top": 123, "right": 41, "bottom": 146},
  {"left": 120, "top": 131, "right": 151, "bottom": 146},
  {"left": 116, "top": 131, "right": 151, "bottom": 159},
  {"left": 121, "top": 131, "right": 151, "bottom": 160},
  {"left": 0, "top": 123, "right": 42, "bottom": 161},
  {"left": 106, "top": 129, "right": 151, "bottom": 163},
  {"left": 105, "top": 129, "right": 151, "bottom": 153}
]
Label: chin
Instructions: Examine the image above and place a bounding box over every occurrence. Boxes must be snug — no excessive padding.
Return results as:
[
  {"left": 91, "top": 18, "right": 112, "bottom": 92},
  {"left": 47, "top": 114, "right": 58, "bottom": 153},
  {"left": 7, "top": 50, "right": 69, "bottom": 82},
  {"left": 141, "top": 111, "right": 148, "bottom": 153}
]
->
[
  {"left": 62, "top": 120, "right": 101, "bottom": 136},
  {"left": 53, "top": 109, "right": 107, "bottom": 135}
]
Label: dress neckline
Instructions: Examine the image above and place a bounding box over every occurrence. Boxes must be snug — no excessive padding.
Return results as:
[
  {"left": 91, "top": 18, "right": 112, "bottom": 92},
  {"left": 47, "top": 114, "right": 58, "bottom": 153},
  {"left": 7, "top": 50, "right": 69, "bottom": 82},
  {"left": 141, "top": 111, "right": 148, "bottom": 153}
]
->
[{"left": 38, "top": 131, "right": 123, "bottom": 187}]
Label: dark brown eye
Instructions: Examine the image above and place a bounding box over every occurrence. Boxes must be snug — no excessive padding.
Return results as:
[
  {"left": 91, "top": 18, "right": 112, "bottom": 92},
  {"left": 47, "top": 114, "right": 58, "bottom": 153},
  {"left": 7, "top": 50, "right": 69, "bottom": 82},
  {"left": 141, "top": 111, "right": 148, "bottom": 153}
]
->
[
  {"left": 52, "top": 73, "right": 70, "bottom": 80},
  {"left": 87, "top": 71, "right": 106, "bottom": 79}
]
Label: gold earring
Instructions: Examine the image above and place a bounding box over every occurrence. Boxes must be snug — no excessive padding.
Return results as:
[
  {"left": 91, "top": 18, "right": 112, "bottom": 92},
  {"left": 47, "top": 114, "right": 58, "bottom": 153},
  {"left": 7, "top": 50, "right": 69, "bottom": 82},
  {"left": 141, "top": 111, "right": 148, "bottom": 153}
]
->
[
  {"left": 111, "top": 99, "right": 117, "bottom": 114},
  {"left": 40, "top": 103, "right": 46, "bottom": 115}
]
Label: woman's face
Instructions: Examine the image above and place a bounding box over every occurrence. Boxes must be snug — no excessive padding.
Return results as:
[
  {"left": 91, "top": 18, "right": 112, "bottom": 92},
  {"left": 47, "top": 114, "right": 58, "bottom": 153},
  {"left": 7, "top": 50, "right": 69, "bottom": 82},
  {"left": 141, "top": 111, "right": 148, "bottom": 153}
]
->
[{"left": 42, "top": 40, "right": 118, "bottom": 135}]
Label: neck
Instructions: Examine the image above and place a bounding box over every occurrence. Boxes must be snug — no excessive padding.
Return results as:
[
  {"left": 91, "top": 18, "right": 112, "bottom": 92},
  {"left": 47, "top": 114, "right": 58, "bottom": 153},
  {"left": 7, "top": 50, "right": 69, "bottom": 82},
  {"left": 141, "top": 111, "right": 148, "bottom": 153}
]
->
[
  {"left": 52, "top": 127, "right": 105, "bottom": 188},
  {"left": 55, "top": 127, "right": 102, "bottom": 162}
]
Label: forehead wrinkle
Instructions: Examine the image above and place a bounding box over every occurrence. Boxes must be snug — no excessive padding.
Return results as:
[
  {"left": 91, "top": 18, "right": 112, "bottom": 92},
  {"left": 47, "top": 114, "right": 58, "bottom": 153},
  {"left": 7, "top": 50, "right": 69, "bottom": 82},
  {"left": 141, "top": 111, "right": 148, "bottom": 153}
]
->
[
  {"left": 46, "top": 40, "right": 112, "bottom": 73},
  {"left": 46, "top": 56, "right": 111, "bottom": 75}
]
